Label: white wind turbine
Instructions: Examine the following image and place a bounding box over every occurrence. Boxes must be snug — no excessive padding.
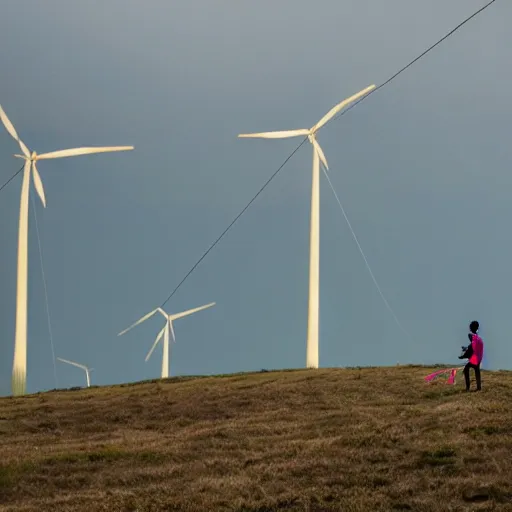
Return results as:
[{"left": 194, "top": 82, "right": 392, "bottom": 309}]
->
[
  {"left": 238, "top": 85, "right": 375, "bottom": 369},
  {"left": 118, "top": 302, "right": 216, "bottom": 378},
  {"left": 57, "top": 357, "right": 94, "bottom": 388},
  {"left": 0, "top": 104, "right": 134, "bottom": 397}
]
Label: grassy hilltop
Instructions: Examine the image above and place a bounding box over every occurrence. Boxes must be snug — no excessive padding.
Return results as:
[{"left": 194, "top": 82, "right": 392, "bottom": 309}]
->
[{"left": 1, "top": 366, "right": 512, "bottom": 511}]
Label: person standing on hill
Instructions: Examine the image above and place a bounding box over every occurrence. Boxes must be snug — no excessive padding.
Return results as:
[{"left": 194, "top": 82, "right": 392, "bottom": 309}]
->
[{"left": 459, "top": 320, "right": 484, "bottom": 391}]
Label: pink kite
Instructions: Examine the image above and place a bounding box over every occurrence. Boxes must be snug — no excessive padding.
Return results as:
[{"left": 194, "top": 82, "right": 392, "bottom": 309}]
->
[{"left": 424, "top": 367, "right": 464, "bottom": 385}]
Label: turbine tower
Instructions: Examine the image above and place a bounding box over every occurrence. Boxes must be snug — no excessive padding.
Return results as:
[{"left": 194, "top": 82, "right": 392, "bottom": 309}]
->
[
  {"left": 118, "top": 302, "right": 216, "bottom": 378},
  {"left": 0, "top": 104, "right": 134, "bottom": 396},
  {"left": 238, "top": 85, "right": 375, "bottom": 368},
  {"left": 57, "top": 357, "right": 94, "bottom": 388}
]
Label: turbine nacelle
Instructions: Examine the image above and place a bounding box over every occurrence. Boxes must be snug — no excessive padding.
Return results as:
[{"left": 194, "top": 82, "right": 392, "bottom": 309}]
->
[{"left": 14, "top": 151, "right": 38, "bottom": 161}]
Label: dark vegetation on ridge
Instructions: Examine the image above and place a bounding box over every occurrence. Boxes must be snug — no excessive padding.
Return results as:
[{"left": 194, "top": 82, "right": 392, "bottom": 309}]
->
[{"left": 1, "top": 366, "right": 512, "bottom": 511}]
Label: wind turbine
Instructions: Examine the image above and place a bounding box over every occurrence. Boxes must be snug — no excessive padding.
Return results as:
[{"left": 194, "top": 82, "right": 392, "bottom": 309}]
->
[
  {"left": 118, "top": 302, "right": 216, "bottom": 378},
  {"left": 238, "top": 85, "right": 375, "bottom": 369},
  {"left": 0, "top": 104, "right": 134, "bottom": 396},
  {"left": 57, "top": 357, "right": 94, "bottom": 388}
]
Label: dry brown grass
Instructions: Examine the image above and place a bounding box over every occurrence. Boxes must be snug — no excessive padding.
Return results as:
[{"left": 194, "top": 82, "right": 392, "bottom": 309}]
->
[{"left": 1, "top": 366, "right": 512, "bottom": 511}]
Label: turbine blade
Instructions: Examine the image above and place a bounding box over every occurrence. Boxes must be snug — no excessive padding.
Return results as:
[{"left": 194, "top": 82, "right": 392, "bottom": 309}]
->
[
  {"left": 169, "top": 302, "right": 216, "bottom": 321},
  {"left": 312, "top": 85, "right": 376, "bottom": 132},
  {"left": 118, "top": 309, "right": 158, "bottom": 336},
  {"left": 310, "top": 137, "right": 329, "bottom": 170},
  {"left": 238, "top": 129, "right": 310, "bottom": 139},
  {"left": 36, "top": 146, "right": 134, "bottom": 160},
  {"left": 32, "top": 163, "right": 47, "bottom": 208},
  {"left": 57, "top": 358, "right": 87, "bottom": 371},
  {"left": 0, "top": 104, "right": 30, "bottom": 158},
  {"left": 169, "top": 319, "right": 176, "bottom": 342},
  {"left": 145, "top": 325, "right": 166, "bottom": 362}
]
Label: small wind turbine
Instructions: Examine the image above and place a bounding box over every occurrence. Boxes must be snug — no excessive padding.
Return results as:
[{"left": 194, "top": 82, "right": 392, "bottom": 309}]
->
[
  {"left": 0, "top": 103, "right": 134, "bottom": 396},
  {"left": 118, "top": 302, "right": 216, "bottom": 378},
  {"left": 238, "top": 85, "right": 375, "bottom": 369},
  {"left": 57, "top": 357, "right": 94, "bottom": 388}
]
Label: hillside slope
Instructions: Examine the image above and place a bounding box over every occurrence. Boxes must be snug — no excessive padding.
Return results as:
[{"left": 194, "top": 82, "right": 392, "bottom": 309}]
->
[{"left": 1, "top": 367, "right": 512, "bottom": 511}]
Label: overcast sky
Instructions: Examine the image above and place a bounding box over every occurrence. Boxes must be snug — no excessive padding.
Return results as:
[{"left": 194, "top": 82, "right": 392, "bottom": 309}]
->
[{"left": 0, "top": 0, "right": 510, "bottom": 395}]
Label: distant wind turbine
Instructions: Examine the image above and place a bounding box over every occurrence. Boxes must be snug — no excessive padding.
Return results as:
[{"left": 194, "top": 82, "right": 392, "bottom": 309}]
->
[
  {"left": 0, "top": 103, "right": 134, "bottom": 396},
  {"left": 118, "top": 302, "right": 216, "bottom": 378},
  {"left": 57, "top": 357, "right": 94, "bottom": 388},
  {"left": 238, "top": 85, "right": 375, "bottom": 369}
]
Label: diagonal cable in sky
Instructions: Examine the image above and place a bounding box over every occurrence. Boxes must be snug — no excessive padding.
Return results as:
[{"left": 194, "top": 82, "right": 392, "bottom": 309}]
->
[{"left": 0, "top": 163, "right": 24, "bottom": 194}]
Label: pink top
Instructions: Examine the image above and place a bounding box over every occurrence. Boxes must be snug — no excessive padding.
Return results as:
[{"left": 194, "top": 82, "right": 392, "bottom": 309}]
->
[{"left": 469, "top": 333, "right": 484, "bottom": 365}]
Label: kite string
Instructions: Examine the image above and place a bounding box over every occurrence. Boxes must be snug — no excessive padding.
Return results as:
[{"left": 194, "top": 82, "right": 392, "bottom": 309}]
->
[
  {"left": 322, "top": 168, "right": 414, "bottom": 343},
  {"left": 31, "top": 194, "right": 58, "bottom": 389}
]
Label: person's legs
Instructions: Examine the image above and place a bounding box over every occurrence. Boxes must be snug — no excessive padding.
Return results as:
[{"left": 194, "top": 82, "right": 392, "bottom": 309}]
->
[
  {"left": 474, "top": 364, "right": 482, "bottom": 391},
  {"left": 463, "top": 363, "right": 471, "bottom": 391}
]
